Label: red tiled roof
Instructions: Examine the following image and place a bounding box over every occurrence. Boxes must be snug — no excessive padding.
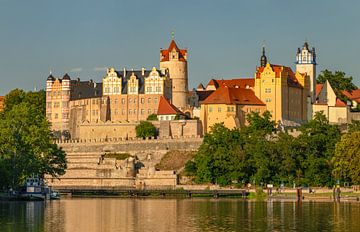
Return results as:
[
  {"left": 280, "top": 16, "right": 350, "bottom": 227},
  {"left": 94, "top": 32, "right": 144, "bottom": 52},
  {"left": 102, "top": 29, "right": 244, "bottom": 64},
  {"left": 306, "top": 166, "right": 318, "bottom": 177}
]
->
[
  {"left": 343, "top": 89, "right": 360, "bottom": 103},
  {"left": 160, "top": 40, "right": 187, "bottom": 62},
  {"left": 335, "top": 98, "right": 347, "bottom": 107},
  {"left": 201, "top": 86, "right": 265, "bottom": 105},
  {"left": 157, "top": 96, "right": 183, "bottom": 115},
  {"left": 316, "top": 84, "right": 324, "bottom": 97},
  {"left": 206, "top": 78, "right": 255, "bottom": 90}
]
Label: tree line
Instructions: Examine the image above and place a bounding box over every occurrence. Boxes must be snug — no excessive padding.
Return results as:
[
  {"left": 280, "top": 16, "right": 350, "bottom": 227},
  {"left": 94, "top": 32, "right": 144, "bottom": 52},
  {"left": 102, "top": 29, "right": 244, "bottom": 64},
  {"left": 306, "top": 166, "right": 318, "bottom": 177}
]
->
[
  {"left": 185, "top": 111, "right": 360, "bottom": 187},
  {"left": 0, "top": 89, "right": 67, "bottom": 190}
]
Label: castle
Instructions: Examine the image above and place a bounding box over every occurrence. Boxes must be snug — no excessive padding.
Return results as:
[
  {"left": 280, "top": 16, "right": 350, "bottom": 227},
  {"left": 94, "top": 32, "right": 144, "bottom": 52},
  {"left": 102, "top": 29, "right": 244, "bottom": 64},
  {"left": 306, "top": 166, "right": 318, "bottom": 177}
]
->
[
  {"left": 46, "top": 39, "right": 191, "bottom": 139},
  {"left": 46, "top": 38, "right": 360, "bottom": 140}
]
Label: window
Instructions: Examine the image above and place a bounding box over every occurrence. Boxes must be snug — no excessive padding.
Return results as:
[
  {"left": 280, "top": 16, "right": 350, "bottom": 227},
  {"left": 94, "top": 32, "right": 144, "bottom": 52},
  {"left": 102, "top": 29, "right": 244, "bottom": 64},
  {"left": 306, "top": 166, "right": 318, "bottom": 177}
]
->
[
  {"left": 122, "top": 109, "right": 125, "bottom": 115},
  {"left": 265, "top": 88, "right": 271, "bottom": 93},
  {"left": 129, "top": 98, "right": 132, "bottom": 103},
  {"left": 115, "top": 109, "right": 118, "bottom": 115},
  {"left": 209, "top": 106, "right": 213, "bottom": 112},
  {"left": 141, "top": 98, "right": 144, "bottom": 104},
  {"left": 227, "top": 106, "right": 230, "bottom": 112},
  {"left": 47, "top": 102, "right": 52, "bottom": 108},
  {"left": 62, "top": 102, "right": 68, "bottom": 107},
  {"left": 232, "top": 107, "right": 235, "bottom": 112},
  {"left": 154, "top": 98, "right": 158, "bottom": 104},
  {"left": 134, "top": 98, "right": 137, "bottom": 104},
  {"left": 46, "top": 113, "right": 51, "bottom": 119},
  {"left": 134, "top": 109, "right": 137, "bottom": 114},
  {"left": 55, "top": 113, "right": 58, "bottom": 119},
  {"left": 156, "top": 86, "right": 161, "bottom": 92},
  {"left": 147, "top": 87, "right": 152, "bottom": 92},
  {"left": 141, "top": 109, "right": 144, "bottom": 115},
  {"left": 266, "top": 98, "right": 272, "bottom": 102},
  {"left": 148, "top": 109, "right": 151, "bottom": 114},
  {"left": 122, "top": 98, "right": 125, "bottom": 104},
  {"left": 114, "top": 98, "right": 118, "bottom": 104},
  {"left": 148, "top": 98, "right": 151, "bottom": 103},
  {"left": 129, "top": 109, "right": 132, "bottom": 115},
  {"left": 218, "top": 107, "right": 221, "bottom": 112}
]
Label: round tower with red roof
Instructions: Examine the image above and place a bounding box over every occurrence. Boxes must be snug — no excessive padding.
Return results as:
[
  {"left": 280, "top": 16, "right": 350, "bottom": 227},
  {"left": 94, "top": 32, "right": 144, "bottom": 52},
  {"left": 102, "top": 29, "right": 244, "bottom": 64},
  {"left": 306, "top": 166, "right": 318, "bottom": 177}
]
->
[{"left": 160, "top": 38, "right": 188, "bottom": 110}]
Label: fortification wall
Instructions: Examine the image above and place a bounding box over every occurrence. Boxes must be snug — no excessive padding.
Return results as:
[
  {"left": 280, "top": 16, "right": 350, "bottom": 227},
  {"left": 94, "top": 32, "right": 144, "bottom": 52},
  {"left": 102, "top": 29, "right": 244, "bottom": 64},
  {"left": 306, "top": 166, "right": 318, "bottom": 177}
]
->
[
  {"left": 56, "top": 136, "right": 202, "bottom": 154},
  {"left": 74, "top": 119, "right": 202, "bottom": 140}
]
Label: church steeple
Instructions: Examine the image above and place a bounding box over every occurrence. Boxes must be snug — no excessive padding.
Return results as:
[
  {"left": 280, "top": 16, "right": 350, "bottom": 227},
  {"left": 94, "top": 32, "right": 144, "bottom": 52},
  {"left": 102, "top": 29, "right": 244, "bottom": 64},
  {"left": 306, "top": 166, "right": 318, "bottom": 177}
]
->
[{"left": 260, "top": 46, "right": 267, "bottom": 67}]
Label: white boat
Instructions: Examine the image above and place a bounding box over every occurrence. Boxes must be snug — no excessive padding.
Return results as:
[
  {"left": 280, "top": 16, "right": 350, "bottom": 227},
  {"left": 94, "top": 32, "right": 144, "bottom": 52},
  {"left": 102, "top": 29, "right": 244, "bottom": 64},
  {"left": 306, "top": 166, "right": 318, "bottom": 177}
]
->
[{"left": 19, "top": 175, "right": 59, "bottom": 200}]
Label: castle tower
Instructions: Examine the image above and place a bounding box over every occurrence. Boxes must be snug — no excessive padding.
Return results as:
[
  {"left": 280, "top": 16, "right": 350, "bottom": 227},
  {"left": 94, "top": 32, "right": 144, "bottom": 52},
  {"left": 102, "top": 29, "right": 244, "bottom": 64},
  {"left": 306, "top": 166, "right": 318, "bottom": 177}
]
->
[
  {"left": 296, "top": 42, "right": 317, "bottom": 102},
  {"left": 160, "top": 38, "right": 188, "bottom": 109}
]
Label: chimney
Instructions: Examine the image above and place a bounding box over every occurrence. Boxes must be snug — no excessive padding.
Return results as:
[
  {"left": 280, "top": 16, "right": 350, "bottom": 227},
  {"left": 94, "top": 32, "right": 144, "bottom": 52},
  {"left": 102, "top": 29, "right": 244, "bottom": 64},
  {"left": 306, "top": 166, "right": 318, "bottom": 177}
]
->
[{"left": 141, "top": 67, "right": 145, "bottom": 76}]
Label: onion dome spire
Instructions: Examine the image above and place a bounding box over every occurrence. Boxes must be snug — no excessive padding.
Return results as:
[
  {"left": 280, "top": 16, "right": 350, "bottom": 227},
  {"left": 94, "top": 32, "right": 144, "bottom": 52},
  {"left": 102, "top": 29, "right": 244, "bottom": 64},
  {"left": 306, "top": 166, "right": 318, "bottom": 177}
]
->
[{"left": 260, "top": 46, "right": 267, "bottom": 67}]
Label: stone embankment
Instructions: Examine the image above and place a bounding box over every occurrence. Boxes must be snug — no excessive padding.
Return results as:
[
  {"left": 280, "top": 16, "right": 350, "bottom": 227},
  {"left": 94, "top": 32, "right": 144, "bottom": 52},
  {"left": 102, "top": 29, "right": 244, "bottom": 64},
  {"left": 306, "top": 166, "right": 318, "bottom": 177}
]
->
[{"left": 47, "top": 137, "right": 202, "bottom": 190}]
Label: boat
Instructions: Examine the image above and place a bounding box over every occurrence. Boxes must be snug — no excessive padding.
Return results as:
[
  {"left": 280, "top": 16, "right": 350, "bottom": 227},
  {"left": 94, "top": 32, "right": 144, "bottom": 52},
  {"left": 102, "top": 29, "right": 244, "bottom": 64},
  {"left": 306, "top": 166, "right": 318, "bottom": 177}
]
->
[{"left": 19, "top": 175, "right": 59, "bottom": 200}]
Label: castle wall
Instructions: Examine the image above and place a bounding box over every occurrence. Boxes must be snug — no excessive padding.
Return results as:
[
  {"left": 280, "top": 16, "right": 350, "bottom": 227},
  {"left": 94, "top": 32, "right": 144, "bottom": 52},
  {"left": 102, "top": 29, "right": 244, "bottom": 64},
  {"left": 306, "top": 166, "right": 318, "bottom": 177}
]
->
[{"left": 73, "top": 120, "right": 202, "bottom": 140}]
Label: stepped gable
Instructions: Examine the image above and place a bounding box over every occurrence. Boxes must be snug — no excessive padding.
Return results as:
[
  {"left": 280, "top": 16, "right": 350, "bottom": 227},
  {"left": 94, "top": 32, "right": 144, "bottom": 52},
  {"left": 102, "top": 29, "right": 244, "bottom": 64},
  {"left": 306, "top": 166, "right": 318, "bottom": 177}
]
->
[
  {"left": 112, "top": 69, "right": 166, "bottom": 94},
  {"left": 256, "top": 64, "right": 303, "bottom": 89},
  {"left": 157, "top": 96, "right": 184, "bottom": 115},
  {"left": 160, "top": 40, "right": 187, "bottom": 62},
  {"left": 202, "top": 86, "right": 265, "bottom": 105}
]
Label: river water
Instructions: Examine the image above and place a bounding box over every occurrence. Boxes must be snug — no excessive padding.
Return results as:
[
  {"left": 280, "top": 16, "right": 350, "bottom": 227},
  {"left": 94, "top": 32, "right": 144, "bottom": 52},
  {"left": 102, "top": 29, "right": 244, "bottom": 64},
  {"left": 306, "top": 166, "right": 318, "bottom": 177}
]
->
[{"left": 0, "top": 198, "right": 359, "bottom": 231}]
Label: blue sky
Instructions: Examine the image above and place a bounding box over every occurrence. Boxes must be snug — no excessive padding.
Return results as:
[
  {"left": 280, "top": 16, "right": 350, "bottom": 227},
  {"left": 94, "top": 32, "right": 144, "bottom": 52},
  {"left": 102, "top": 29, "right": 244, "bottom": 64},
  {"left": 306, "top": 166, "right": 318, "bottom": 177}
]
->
[{"left": 0, "top": 0, "right": 359, "bottom": 95}]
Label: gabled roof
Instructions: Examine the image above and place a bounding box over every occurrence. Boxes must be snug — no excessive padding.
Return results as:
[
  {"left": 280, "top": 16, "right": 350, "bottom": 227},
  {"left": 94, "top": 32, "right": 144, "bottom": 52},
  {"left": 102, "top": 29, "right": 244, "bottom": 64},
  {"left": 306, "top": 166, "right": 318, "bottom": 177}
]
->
[
  {"left": 343, "top": 89, "right": 360, "bottom": 103},
  {"left": 201, "top": 86, "right": 265, "bottom": 106},
  {"left": 160, "top": 40, "right": 187, "bottom": 62},
  {"left": 335, "top": 98, "right": 347, "bottom": 107},
  {"left": 316, "top": 84, "right": 324, "bottom": 97},
  {"left": 206, "top": 78, "right": 255, "bottom": 90},
  {"left": 157, "top": 96, "right": 183, "bottom": 115}
]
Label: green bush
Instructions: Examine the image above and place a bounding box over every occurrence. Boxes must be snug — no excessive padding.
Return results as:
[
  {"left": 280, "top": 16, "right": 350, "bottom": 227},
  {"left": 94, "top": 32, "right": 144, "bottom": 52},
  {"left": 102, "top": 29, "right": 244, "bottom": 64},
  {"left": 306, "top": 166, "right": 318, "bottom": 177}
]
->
[
  {"left": 147, "top": 114, "right": 158, "bottom": 121},
  {"left": 135, "top": 121, "right": 158, "bottom": 138}
]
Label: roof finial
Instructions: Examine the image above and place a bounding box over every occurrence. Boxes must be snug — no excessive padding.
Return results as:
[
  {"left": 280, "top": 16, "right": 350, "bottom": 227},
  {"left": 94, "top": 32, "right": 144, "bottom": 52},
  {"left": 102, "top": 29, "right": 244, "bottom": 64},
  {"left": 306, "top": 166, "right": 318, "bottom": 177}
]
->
[
  {"left": 171, "top": 30, "right": 175, "bottom": 40},
  {"left": 49, "top": 68, "right": 52, "bottom": 75}
]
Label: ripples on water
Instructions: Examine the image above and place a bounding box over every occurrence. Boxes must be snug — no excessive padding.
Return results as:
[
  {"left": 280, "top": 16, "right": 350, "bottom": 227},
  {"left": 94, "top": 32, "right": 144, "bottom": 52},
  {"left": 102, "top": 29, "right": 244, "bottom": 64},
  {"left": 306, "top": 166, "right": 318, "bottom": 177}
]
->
[{"left": 0, "top": 198, "right": 359, "bottom": 232}]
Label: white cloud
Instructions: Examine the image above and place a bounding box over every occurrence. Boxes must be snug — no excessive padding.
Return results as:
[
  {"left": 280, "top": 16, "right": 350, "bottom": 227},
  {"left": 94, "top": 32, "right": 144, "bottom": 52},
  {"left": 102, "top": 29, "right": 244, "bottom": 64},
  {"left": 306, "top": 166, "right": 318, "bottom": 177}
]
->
[
  {"left": 70, "top": 67, "right": 83, "bottom": 73},
  {"left": 94, "top": 67, "right": 107, "bottom": 72}
]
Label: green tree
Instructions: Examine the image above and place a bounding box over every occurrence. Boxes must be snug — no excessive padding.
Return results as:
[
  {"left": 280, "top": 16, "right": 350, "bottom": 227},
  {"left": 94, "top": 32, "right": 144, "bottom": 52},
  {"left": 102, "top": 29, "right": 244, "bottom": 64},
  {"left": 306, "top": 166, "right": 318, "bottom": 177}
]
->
[
  {"left": 296, "top": 112, "right": 341, "bottom": 186},
  {"left": 317, "top": 69, "right": 357, "bottom": 102},
  {"left": 348, "top": 120, "right": 360, "bottom": 133},
  {"left": 135, "top": 121, "right": 158, "bottom": 138},
  {"left": 146, "top": 114, "right": 158, "bottom": 121},
  {"left": 332, "top": 131, "right": 360, "bottom": 184},
  {"left": 194, "top": 123, "right": 248, "bottom": 186},
  {"left": 0, "top": 93, "right": 66, "bottom": 189},
  {"left": 245, "top": 111, "right": 276, "bottom": 135}
]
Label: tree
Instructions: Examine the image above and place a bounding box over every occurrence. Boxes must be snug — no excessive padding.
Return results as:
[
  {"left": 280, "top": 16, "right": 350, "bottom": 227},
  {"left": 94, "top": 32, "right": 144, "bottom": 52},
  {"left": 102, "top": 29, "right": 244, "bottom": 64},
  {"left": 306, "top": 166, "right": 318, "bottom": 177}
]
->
[
  {"left": 348, "top": 120, "right": 360, "bottom": 133},
  {"left": 332, "top": 131, "right": 360, "bottom": 184},
  {"left": 245, "top": 111, "right": 276, "bottom": 135},
  {"left": 296, "top": 112, "right": 341, "bottom": 186},
  {"left": 0, "top": 95, "right": 66, "bottom": 189},
  {"left": 317, "top": 69, "right": 357, "bottom": 102},
  {"left": 135, "top": 121, "right": 158, "bottom": 138},
  {"left": 193, "top": 123, "right": 248, "bottom": 186},
  {"left": 146, "top": 114, "right": 158, "bottom": 121}
]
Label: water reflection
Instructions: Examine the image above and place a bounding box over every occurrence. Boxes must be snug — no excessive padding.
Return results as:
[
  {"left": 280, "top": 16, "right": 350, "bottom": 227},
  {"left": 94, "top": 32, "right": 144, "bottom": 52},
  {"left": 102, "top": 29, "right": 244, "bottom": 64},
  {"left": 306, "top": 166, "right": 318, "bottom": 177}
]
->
[{"left": 0, "top": 199, "right": 359, "bottom": 231}]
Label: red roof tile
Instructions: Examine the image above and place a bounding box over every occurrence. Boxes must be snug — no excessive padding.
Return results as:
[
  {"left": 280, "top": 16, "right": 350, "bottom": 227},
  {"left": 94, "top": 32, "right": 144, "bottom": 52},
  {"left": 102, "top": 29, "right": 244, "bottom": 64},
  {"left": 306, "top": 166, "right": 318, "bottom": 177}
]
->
[
  {"left": 316, "top": 84, "right": 324, "bottom": 97},
  {"left": 335, "top": 98, "right": 347, "bottom": 107},
  {"left": 202, "top": 86, "right": 265, "bottom": 105},
  {"left": 342, "top": 89, "right": 360, "bottom": 103},
  {"left": 160, "top": 40, "right": 187, "bottom": 62},
  {"left": 157, "top": 96, "right": 183, "bottom": 115}
]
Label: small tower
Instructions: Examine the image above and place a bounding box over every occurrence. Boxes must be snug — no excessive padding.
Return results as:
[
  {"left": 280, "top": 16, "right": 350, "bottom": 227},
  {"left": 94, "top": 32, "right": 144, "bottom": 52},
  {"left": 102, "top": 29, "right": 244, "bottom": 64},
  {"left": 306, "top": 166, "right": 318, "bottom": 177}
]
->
[
  {"left": 296, "top": 41, "right": 317, "bottom": 121},
  {"left": 296, "top": 41, "right": 317, "bottom": 102},
  {"left": 160, "top": 37, "right": 188, "bottom": 109},
  {"left": 260, "top": 46, "right": 267, "bottom": 67}
]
